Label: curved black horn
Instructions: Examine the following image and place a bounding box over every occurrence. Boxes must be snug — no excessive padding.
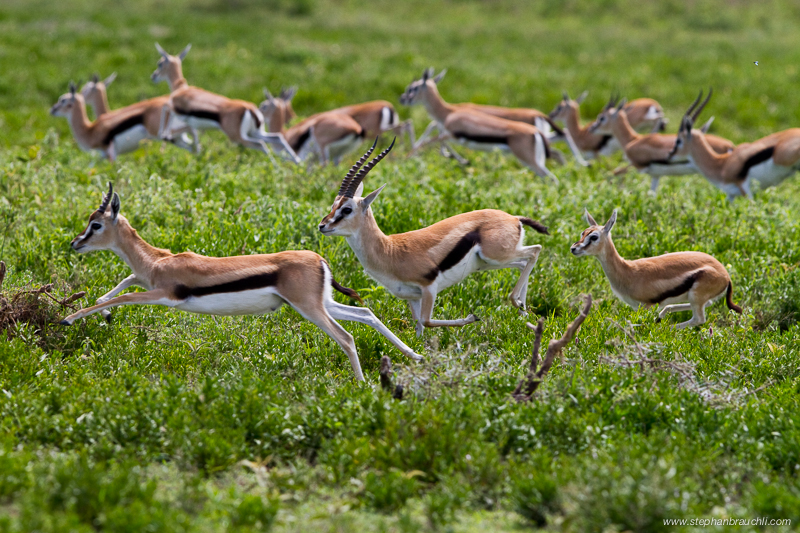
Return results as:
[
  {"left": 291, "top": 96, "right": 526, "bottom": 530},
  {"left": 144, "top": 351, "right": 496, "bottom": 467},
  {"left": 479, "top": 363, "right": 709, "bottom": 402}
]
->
[
  {"left": 92, "top": 73, "right": 99, "bottom": 83},
  {"left": 684, "top": 90, "right": 704, "bottom": 119},
  {"left": 692, "top": 87, "right": 713, "bottom": 121},
  {"left": 338, "top": 138, "right": 378, "bottom": 197},
  {"left": 98, "top": 182, "right": 114, "bottom": 213},
  {"left": 345, "top": 138, "right": 396, "bottom": 198}
]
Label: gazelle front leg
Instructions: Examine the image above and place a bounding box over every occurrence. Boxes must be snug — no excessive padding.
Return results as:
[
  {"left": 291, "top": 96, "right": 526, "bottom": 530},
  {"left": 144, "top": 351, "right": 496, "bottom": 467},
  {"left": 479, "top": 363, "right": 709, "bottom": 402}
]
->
[
  {"left": 412, "top": 121, "right": 440, "bottom": 151},
  {"left": 656, "top": 303, "right": 692, "bottom": 322},
  {"left": 508, "top": 245, "right": 543, "bottom": 311},
  {"left": 95, "top": 274, "right": 144, "bottom": 322},
  {"left": 61, "top": 289, "right": 176, "bottom": 325},
  {"left": 441, "top": 141, "right": 470, "bottom": 165},
  {"left": 416, "top": 285, "right": 479, "bottom": 337},
  {"left": 326, "top": 302, "right": 423, "bottom": 361}
]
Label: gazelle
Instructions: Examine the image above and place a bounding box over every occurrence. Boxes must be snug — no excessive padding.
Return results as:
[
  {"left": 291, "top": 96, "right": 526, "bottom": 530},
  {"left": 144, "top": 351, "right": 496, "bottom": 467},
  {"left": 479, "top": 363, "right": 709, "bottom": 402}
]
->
[
  {"left": 50, "top": 82, "right": 195, "bottom": 160},
  {"left": 60, "top": 183, "right": 422, "bottom": 381},
  {"left": 259, "top": 88, "right": 365, "bottom": 164},
  {"left": 571, "top": 209, "right": 742, "bottom": 329},
  {"left": 589, "top": 96, "right": 734, "bottom": 192},
  {"left": 669, "top": 89, "right": 800, "bottom": 200},
  {"left": 548, "top": 91, "right": 667, "bottom": 158},
  {"left": 79, "top": 74, "right": 197, "bottom": 153},
  {"left": 399, "top": 68, "right": 558, "bottom": 181},
  {"left": 318, "top": 140, "right": 549, "bottom": 336},
  {"left": 151, "top": 43, "right": 299, "bottom": 162}
]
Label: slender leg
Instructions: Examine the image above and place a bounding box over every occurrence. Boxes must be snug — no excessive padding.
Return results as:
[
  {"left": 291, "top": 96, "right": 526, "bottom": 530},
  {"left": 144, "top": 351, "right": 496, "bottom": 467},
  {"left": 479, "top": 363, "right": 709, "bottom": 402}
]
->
[
  {"left": 650, "top": 176, "right": 660, "bottom": 193},
  {"left": 508, "top": 245, "right": 543, "bottom": 310},
  {"left": 560, "top": 129, "right": 590, "bottom": 167},
  {"left": 95, "top": 274, "right": 143, "bottom": 321},
  {"left": 408, "top": 299, "right": 422, "bottom": 322},
  {"left": 326, "top": 302, "right": 423, "bottom": 361},
  {"left": 416, "top": 285, "right": 479, "bottom": 337},
  {"left": 442, "top": 141, "right": 470, "bottom": 165},
  {"left": 549, "top": 147, "right": 567, "bottom": 165},
  {"left": 61, "top": 289, "right": 175, "bottom": 325},
  {"left": 302, "top": 308, "right": 364, "bottom": 381},
  {"left": 107, "top": 142, "right": 117, "bottom": 162},
  {"left": 675, "top": 302, "right": 706, "bottom": 329},
  {"left": 413, "top": 121, "right": 439, "bottom": 150},
  {"left": 656, "top": 303, "right": 692, "bottom": 322}
]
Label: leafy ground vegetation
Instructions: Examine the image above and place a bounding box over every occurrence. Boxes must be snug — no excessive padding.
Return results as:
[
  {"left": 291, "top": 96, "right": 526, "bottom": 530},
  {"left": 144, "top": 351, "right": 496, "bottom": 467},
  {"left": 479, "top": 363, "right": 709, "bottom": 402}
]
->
[{"left": 2, "top": 0, "right": 800, "bottom": 530}]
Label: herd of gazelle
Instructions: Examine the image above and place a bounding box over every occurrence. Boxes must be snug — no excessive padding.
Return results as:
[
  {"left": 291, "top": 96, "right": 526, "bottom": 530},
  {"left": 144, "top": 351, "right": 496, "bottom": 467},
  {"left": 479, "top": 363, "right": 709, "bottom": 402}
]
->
[{"left": 60, "top": 46, "right": 800, "bottom": 379}]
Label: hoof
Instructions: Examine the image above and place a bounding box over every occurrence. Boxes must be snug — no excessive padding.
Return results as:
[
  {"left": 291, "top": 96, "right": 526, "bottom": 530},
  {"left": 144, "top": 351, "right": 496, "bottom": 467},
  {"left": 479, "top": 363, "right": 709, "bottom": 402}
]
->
[
  {"left": 410, "top": 353, "right": 424, "bottom": 362},
  {"left": 655, "top": 317, "right": 662, "bottom": 323},
  {"left": 60, "top": 319, "right": 71, "bottom": 326},
  {"left": 517, "top": 307, "right": 528, "bottom": 317},
  {"left": 467, "top": 313, "right": 480, "bottom": 323},
  {"left": 103, "top": 313, "right": 113, "bottom": 324}
]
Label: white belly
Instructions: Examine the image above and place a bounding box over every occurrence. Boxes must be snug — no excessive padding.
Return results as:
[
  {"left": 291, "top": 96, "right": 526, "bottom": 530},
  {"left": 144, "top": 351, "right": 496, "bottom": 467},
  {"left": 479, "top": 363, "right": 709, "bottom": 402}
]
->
[
  {"left": 175, "top": 288, "right": 284, "bottom": 316},
  {"left": 177, "top": 114, "right": 221, "bottom": 131},
  {"left": 645, "top": 162, "right": 695, "bottom": 177},
  {"left": 748, "top": 159, "right": 794, "bottom": 188},
  {"left": 431, "top": 247, "right": 484, "bottom": 292},
  {"left": 364, "top": 268, "right": 423, "bottom": 300},
  {"left": 112, "top": 125, "right": 150, "bottom": 153}
]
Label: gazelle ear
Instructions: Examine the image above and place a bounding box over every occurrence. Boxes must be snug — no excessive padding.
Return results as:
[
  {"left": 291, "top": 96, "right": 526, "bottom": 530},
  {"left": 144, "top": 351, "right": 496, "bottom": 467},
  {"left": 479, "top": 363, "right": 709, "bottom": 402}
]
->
[
  {"left": 92, "top": 73, "right": 99, "bottom": 83},
  {"left": 155, "top": 42, "right": 168, "bottom": 57},
  {"left": 103, "top": 72, "right": 117, "bottom": 86},
  {"left": 110, "top": 192, "right": 121, "bottom": 221},
  {"left": 283, "top": 86, "right": 298, "bottom": 102},
  {"left": 576, "top": 90, "right": 589, "bottom": 104},
  {"left": 562, "top": 90, "right": 569, "bottom": 101},
  {"left": 433, "top": 69, "right": 447, "bottom": 84},
  {"left": 700, "top": 116, "right": 714, "bottom": 133},
  {"left": 263, "top": 87, "right": 274, "bottom": 102},
  {"left": 603, "top": 209, "right": 617, "bottom": 233},
  {"left": 584, "top": 208, "right": 598, "bottom": 226},
  {"left": 69, "top": 81, "right": 77, "bottom": 95},
  {"left": 361, "top": 184, "right": 387, "bottom": 210},
  {"left": 178, "top": 44, "right": 192, "bottom": 61},
  {"left": 354, "top": 182, "right": 365, "bottom": 198},
  {"left": 423, "top": 67, "right": 434, "bottom": 80}
]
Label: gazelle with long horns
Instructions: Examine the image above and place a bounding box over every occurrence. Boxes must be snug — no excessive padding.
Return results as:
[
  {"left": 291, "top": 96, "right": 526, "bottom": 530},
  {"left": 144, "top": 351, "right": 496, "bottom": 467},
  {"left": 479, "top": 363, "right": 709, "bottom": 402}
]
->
[
  {"left": 399, "top": 68, "right": 559, "bottom": 181},
  {"left": 319, "top": 140, "right": 549, "bottom": 336},
  {"left": 669, "top": 89, "right": 800, "bottom": 200},
  {"left": 79, "top": 74, "right": 197, "bottom": 153},
  {"left": 589, "top": 95, "right": 734, "bottom": 192},
  {"left": 548, "top": 91, "right": 667, "bottom": 159},
  {"left": 571, "top": 209, "right": 742, "bottom": 329},
  {"left": 259, "top": 87, "right": 365, "bottom": 165},
  {"left": 60, "top": 183, "right": 422, "bottom": 382},
  {"left": 50, "top": 82, "right": 195, "bottom": 160},
  {"left": 151, "top": 43, "right": 298, "bottom": 162}
]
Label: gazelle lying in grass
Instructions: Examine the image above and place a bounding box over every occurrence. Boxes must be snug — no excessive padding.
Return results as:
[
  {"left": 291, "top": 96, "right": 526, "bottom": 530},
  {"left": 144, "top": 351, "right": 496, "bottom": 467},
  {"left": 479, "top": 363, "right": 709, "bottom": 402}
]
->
[
  {"left": 669, "top": 89, "right": 800, "bottom": 200},
  {"left": 548, "top": 92, "right": 666, "bottom": 159},
  {"left": 79, "top": 74, "right": 196, "bottom": 153},
  {"left": 61, "top": 183, "right": 422, "bottom": 381},
  {"left": 151, "top": 43, "right": 298, "bottom": 162},
  {"left": 399, "top": 68, "right": 559, "bottom": 181},
  {"left": 319, "top": 140, "right": 549, "bottom": 336},
  {"left": 259, "top": 88, "right": 365, "bottom": 164},
  {"left": 589, "top": 96, "right": 734, "bottom": 192},
  {"left": 571, "top": 209, "right": 742, "bottom": 328},
  {"left": 50, "top": 82, "right": 194, "bottom": 160}
]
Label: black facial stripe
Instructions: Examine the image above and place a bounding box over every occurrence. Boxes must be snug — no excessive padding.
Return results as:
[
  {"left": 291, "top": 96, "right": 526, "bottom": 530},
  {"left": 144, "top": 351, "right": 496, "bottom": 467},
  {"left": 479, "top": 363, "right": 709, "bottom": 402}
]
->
[
  {"left": 649, "top": 271, "right": 703, "bottom": 304},
  {"left": 739, "top": 146, "right": 775, "bottom": 179},
  {"left": 173, "top": 271, "right": 279, "bottom": 300},
  {"left": 424, "top": 230, "right": 481, "bottom": 281}
]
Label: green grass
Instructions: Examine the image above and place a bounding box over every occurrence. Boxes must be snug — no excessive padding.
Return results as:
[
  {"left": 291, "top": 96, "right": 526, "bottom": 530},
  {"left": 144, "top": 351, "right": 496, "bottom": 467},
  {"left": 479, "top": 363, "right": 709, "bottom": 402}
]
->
[{"left": 2, "top": 0, "right": 800, "bottom": 531}]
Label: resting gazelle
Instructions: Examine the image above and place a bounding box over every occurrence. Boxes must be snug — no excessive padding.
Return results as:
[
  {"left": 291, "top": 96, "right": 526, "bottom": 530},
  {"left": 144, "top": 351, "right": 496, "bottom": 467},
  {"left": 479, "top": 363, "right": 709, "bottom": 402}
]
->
[
  {"left": 151, "top": 43, "right": 298, "bottom": 162},
  {"left": 60, "top": 183, "right": 422, "bottom": 381},
  {"left": 669, "top": 89, "right": 800, "bottom": 200},
  {"left": 399, "top": 68, "right": 559, "bottom": 181},
  {"left": 589, "top": 96, "right": 734, "bottom": 192},
  {"left": 571, "top": 209, "right": 741, "bottom": 328},
  {"left": 318, "top": 139, "right": 549, "bottom": 336}
]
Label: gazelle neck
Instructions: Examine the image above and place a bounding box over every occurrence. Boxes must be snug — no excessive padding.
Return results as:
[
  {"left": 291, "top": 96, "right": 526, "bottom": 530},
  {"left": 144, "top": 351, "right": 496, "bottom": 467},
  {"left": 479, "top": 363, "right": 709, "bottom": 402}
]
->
[
  {"left": 266, "top": 106, "right": 288, "bottom": 134},
  {"left": 93, "top": 88, "right": 110, "bottom": 116},
  {"left": 68, "top": 99, "right": 94, "bottom": 149},
  {"left": 344, "top": 209, "right": 392, "bottom": 269},
  {"left": 688, "top": 131, "right": 728, "bottom": 180},
  {"left": 110, "top": 216, "right": 173, "bottom": 279},
  {"left": 593, "top": 237, "right": 633, "bottom": 287},
  {"left": 422, "top": 82, "right": 455, "bottom": 123},
  {"left": 168, "top": 64, "right": 188, "bottom": 92},
  {"left": 563, "top": 104, "right": 585, "bottom": 137},
  {"left": 610, "top": 110, "right": 639, "bottom": 147}
]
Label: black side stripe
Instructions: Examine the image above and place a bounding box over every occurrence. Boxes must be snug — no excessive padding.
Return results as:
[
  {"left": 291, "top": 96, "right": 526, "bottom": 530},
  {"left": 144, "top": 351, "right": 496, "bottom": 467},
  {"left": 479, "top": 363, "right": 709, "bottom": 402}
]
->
[
  {"left": 103, "top": 113, "right": 145, "bottom": 146},
  {"left": 649, "top": 271, "right": 703, "bottom": 304},
  {"left": 290, "top": 128, "right": 311, "bottom": 152},
  {"left": 424, "top": 230, "right": 481, "bottom": 281},
  {"left": 454, "top": 132, "right": 509, "bottom": 145},
  {"left": 174, "top": 271, "right": 279, "bottom": 300},
  {"left": 174, "top": 107, "right": 221, "bottom": 123},
  {"left": 594, "top": 135, "right": 612, "bottom": 152},
  {"left": 739, "top": 146, "right": 775, "bottom": 179}
]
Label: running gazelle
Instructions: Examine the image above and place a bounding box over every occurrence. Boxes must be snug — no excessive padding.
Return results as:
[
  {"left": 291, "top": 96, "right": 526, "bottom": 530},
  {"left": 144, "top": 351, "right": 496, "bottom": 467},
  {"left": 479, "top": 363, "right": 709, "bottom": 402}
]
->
[
  {"left": 60, "top": 183, "right": 422, "bottom": 381},
  {"left": 570, "top": 209, "right": 741, "bottom": 328},
  {"left": 151, "top": 43, "right": 298, "bottom": 162},
  {"left": 318, "top": 140, "right": 549, "bottom": 336},
  {"left": 669, "top": 89, "right": 800, "bottom": 200}
]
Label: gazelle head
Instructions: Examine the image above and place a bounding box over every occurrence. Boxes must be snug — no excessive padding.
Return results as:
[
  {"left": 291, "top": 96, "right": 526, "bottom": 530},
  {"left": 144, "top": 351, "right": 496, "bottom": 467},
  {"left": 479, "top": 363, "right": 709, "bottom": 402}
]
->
[
  {"left": 151, "top": 43, "right": 191, "bottom": 84},
  {"left": 669, "top": 89, "right": 713, "bottom": 159},
  {"left": 548, "top": 90, "right": 588, "bottom": 121},
  {"left": 50, "top": 82, "right": 82, "bottom": 117},
  {"left": 570, "top": 209, "right": 617, "bottom": 257},
  {"left": 588, "top": 95, "right": 626, "bottom": 134},
  {"left": 70, "top": 182, "right": 122, "bottom": 253},
  {"left": 318, "top": 138, "right": 395, "bottom": 237},
  {"left": 258, "top": 86, "right": 297, "bottom": 125},
  {"left": 399, "top": 67, "right": 447, "bottom": 106},
  {"left": 81, "top": 72, "right": 116, "bottom": 100}
]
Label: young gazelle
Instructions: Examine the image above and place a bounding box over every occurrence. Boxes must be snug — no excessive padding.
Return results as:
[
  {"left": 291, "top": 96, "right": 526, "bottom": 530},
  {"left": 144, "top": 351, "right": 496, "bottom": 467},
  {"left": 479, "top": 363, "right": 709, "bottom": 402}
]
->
[
  {"left": 669, "top": 89, "right": 800, "bottom": 200},
  {"left": 318, "top": 140, "right": 549, "bottom": 336},
  {"left": 399, "top": 69, "right": 558, "bottom": 181},
  {"left": 571, "top": 209, "right": 742, "bottom": 328},
  {"left": 60, "top": 183, "right": 421, "bottom": 381},
  {"left": 50, "top": 82, "right": 194, "bottom": 160},
  {"left": 589, "top": 96, "right": 734, "bottom": 192},
  {"left": 151, "top": 43, "right": 298, "bottom": 162},
  {"left": 548, "top": 92, "right": 667, "bottom": 159},
  {"left": 79, "top": 74, "right": 197, "bottom": 153},
  {"left": 259, "top": 88, "right": 365, "bottom": 164}
]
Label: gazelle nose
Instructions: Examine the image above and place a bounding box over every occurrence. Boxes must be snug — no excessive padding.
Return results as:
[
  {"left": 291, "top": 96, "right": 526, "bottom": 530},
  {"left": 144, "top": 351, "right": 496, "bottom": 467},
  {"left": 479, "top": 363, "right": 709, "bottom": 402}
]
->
[{"left": 318, "top": 224, "right": 326, "bottom": 231}]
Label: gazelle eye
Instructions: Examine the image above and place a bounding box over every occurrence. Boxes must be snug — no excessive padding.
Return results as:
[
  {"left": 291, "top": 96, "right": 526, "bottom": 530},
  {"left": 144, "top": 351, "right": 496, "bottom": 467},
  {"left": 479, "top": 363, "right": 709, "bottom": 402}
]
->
[
  {"left": 341, "top": 207, "right": 352, "bottom": 215},
  {"left": 589, "top": 234, "right": 598, "bottom": 242},
  {"left": 91, "top": 222, "right": 102, "bottom": 230}
]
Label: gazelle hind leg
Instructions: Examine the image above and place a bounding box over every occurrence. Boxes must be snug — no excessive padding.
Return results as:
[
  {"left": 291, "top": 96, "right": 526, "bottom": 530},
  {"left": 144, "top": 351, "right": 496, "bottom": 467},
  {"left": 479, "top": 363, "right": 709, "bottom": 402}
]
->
[
  {"left": 326, "top": 302, "right": 423, "bottom": 361},
  {"left": 301, "top": 306, "right": 364, "bottom": 381},
  {"left": 656, "top": 303, "right": 692, "bottom": 322},
  {"left": 416, "top": 286, "right": 479, "bottom": 337},
  {"left": 675, "top": 301, "right": 707, "bottom": 330},
  {"left": 509, "top": 245, "right": 543, "bottom": 310}
]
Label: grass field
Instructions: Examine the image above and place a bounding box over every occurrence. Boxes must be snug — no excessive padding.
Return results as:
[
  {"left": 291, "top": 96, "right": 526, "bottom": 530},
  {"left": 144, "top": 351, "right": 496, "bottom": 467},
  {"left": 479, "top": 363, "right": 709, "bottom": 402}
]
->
[{"left": 2, "top": 0, "right": 800, "bottom": 531}]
